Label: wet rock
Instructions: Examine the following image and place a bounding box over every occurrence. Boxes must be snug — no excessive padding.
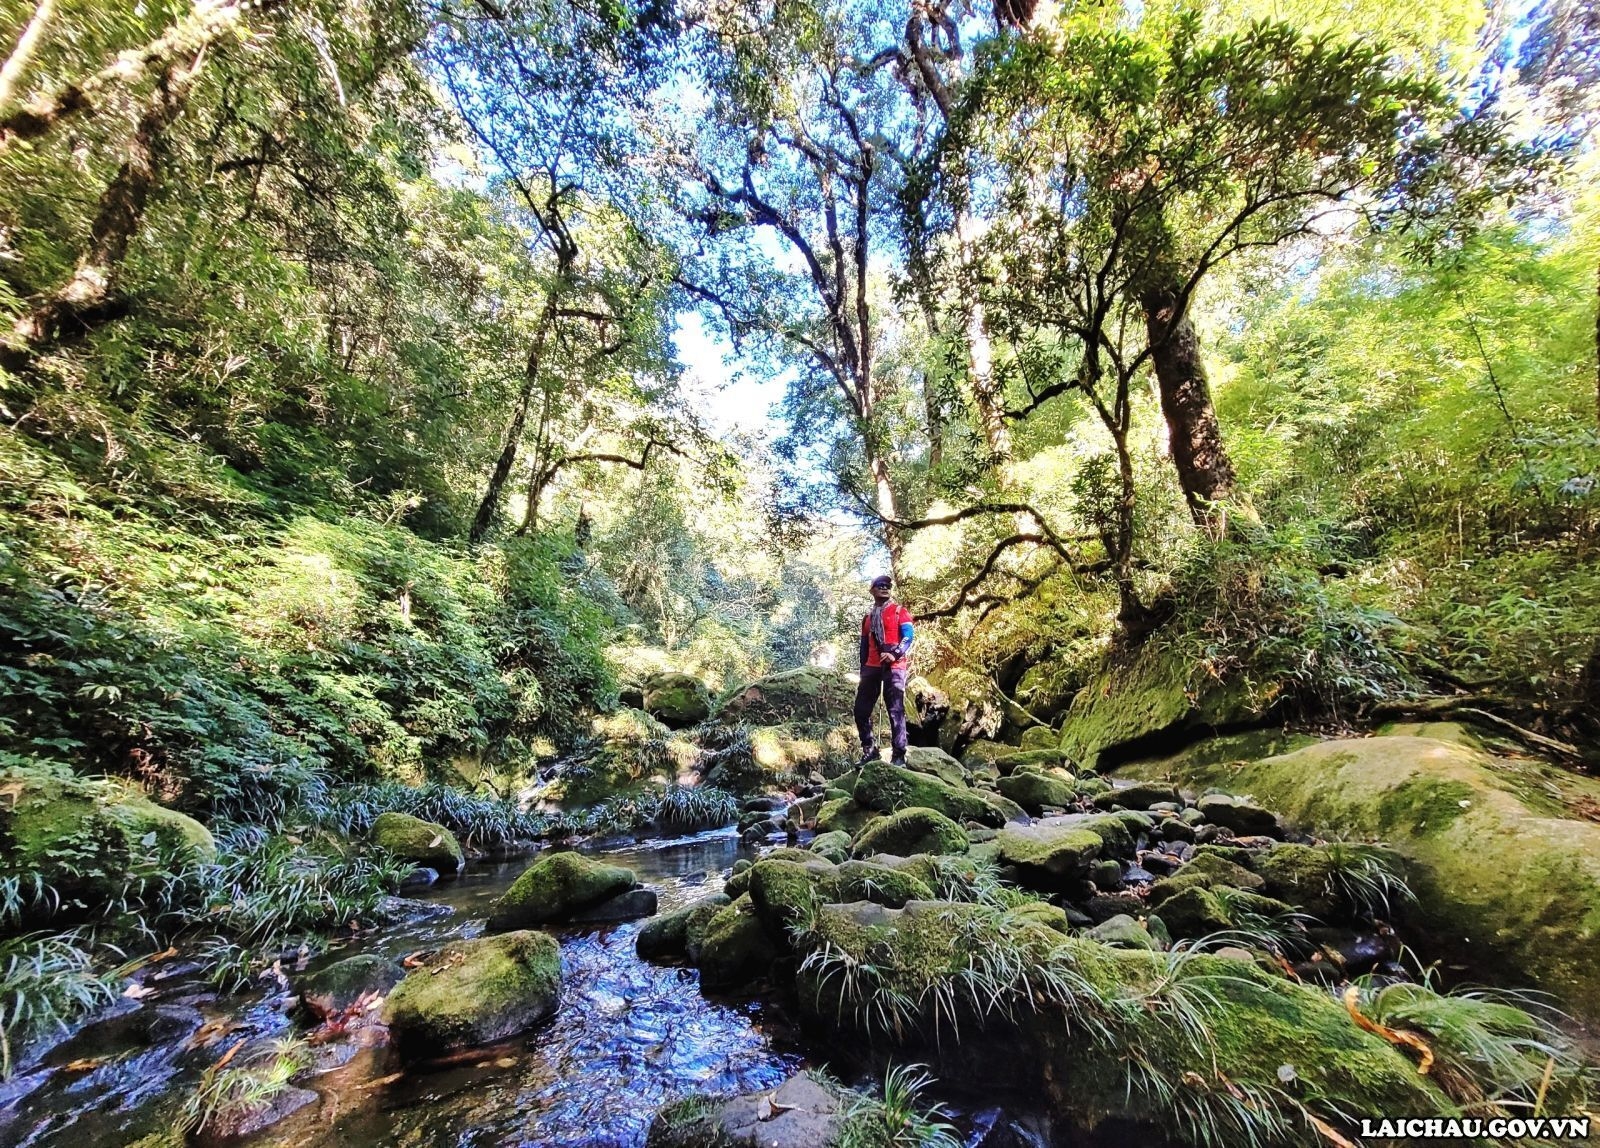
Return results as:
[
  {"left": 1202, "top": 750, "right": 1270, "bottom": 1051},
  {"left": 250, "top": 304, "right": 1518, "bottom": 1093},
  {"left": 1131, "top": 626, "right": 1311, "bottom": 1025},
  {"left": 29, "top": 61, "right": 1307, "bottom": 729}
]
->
[
  {"left": 301, "top": 954, "right": 404, "bottom": 1020},
  {"left": 399, "top": 866, "right": 439, "bottom": 889},
  {"left": 201, "top": 1084, "right": 318, "bottom": 1142},
  {"left": 742, "top": 795, "right": 789, "bottom": 812},
  {"left": 1149, "top": 886, "right": 1231, "bottom": 937},
  {"left": 1089, "top": 858, "right": 1123, "bottom": 891},
  {"left": 370, "top": 811, "right": 465, "bottom": 874},
  {"left": 1160, "top": 819, "right": 1196, "bottom": 844},
  {"left": 1193, "top": 824, "right": 1222, "bottom": 844},
  {"left": 850, "top": 806, "right": 969, "bottom": 858},
  {"left": 1149, "top": 851, "right": 1265, "bottom": 905},
  {"left": 1121, "top": 863, "right": 1156, "bottom": 885},
  {"left": 1084, "top": 893, "right": 1145, "bottom": 923},
  {"left": 382, "top": 930, "right": 561, "bottom": 1056},
  {"left": 648, "top": 1072, "right": 841, "bottom": 1148},
  {"left": 636, "top": 894, "right": 730, "bottom": 961},
  {"left": 1094, "top": 782, "right": 1181, "bottom": 811},
  {"left": 1139, "top": 851, "right": 1182, "bottom": 876},
  {"left": 568, "top": 887, "right": 658, "bottom": 923},
  {"left": 487, "top": 852, "right": 636, "bottom": 929},
  {"left": 1195, "top": 794, "right": 1281, "bottom": 837}
]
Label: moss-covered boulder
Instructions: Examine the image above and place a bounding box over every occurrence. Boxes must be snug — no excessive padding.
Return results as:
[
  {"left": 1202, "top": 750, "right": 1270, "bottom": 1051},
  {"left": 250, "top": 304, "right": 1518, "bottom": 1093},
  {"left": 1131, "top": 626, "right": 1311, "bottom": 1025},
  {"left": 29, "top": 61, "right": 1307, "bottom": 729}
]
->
[
  {"left": 835, "top": 860, "right": 935, "bottom": 908},
  {"left": 796, "top": 899, "right": 1445, "bottom": 1137},
  {"left": 808, "top": 830, "right": 852, "bottom": 864},
  {"left": 1195, "top": 793, "right": 1280, "bottom": 836},
  {"left": 695, "top": 894, "right": 778, "bottom": 989},
  {"left": 854, "top": 759, "right": 1002, "bottom": 827},
  {"left": 900, "top": 746, "right": 967, "bottom": 787},
  {"left": 993, "top": 748, "right": 1074, "bottom": 776},
  {"left": 850, "top": 807, "right": 969, "bottom": 858},
  {"left": 1059, "top": 643, "right": 1261, "bottom": 771},
  {"left": 370, "top": 811, "right": 465, "bottom": 873},
  {"left": 1149, "top": 851, "right": 1265, "bottom": 905},
  {"left": 815, "top": 797, "right": 876, "bottom": 837},
  {"left": 0, "top": 768, "right": 216, "bottom": 913},
  {"left": 996, "top": 823, "right": 1104, "bottom": 890},
  {"left": 996, "top": 770, "right": 1080, "bottom": 815},
  {"left": 636, "top": 894, "right": 731, "bottom": 961},
  {"left": 382, "top": 930, "right": 560, "bottom": 1055},
  {"left": 487, "top": 851, "right": 636, "bottom": 930},
  {"left": 643, "top": 672, "right": 712, "bottom": 728},
  {"left": 1087, "top": 914, "right": 1161, "bottom": 950},
  {"left": 1092, "top": 782, "right": 1180, "bottom": 811},
  {"left": 1019, "top": 725, "right": 1059, "bottom": 752},
  {"left": 1119, "top": 734, "right": 1600, "bottom": 1019},
  {"left": 747, "top": 858, "right": 839, "bottom": 933},
  {"left": 648, "top": 1072, "right": 843, "bottom": 1148},
  {"left": 1252, "top": 843, "right": 1342, "bottom": 920},
  {"left": 715, "top": 667, "right": 856, "bottom": 725},
  {"left": 961, "top": 741, "right": 1014, "bottom": 771}
]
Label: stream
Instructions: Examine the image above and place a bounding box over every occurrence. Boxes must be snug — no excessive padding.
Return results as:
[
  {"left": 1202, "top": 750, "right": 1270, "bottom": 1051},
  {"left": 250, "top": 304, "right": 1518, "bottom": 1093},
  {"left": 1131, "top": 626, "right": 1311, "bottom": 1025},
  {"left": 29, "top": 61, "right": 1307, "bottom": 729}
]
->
[{"left": 0, "top": 829, "right": 811, "bottom": 1148}]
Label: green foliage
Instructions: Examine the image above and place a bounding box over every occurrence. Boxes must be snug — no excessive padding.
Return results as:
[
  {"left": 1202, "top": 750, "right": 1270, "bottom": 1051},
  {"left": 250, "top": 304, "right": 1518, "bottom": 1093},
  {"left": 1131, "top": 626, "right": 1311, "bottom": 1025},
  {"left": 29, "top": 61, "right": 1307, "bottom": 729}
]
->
[
  {"left": 837, "top": 1064, "right": 962, "bottom": 1148},
  {"left": 0, "top": 930, "right": 118, "bottom": 1078},
  {"left": 179, "top": 1037, "right": 312, "bottom": 1138}
]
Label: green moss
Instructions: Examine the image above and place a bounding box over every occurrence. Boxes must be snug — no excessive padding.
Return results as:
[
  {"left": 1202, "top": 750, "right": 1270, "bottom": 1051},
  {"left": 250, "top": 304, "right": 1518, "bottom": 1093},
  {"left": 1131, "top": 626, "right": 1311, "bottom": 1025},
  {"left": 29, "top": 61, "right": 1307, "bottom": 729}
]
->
[
  {"left": 1252, "top": 844, "right": 1339, "bottom": 918},
  {"left": 714, "top": 667, "right": 856, "bottom": 724},
  {"left": 643, "top": 672, "right": 712, "bottom": 728},
  {"left": 1118, "top": 734, "right": 1600, "bottom": 1020},
  {"left": 900, "top": 746, "right": 968, "bottom": 787},
  {"left": 696, "top": 894, "right": 778, "bottom": 989},
  {"left": 487, "top": 851, "right": 636, "bottom": 929},
  {"left": 1149, "top": 852, "right": 1264, "bottom": 907},
  {"left": 301, "top": 954, "right": 403, "bottom": 1016},
  {"left": 816, "top": 797, "right": 876, "bottom": 836},
  {"left": 834, "top": 860, "right": 934, "bottom": 908},
  {"left": 993, "top": 748, "right": 1074, "bottom": 776},
  {"left": 996, "top": 823, "right": 1104, "bottom": 890},
  {"left": 370, "top": 810, "right": 465, "bottom": 872},
  {"left": 808, "top": 830, "right": 852, "bottom": 863},
  {"left": 382, "top": 930, "right": 560, "bottom": 1054},
  {"left": 996, "top": 771, "right": 1078, "bottom": 815},
  {"left": 849, "top": 807, "right": 969, "bottom": 858},
  {"left": 747, "top": 858, "right": 839, "bottom": 933},
  {"left": 854, "top": 759, "right": 1001, "bottom": 827}
]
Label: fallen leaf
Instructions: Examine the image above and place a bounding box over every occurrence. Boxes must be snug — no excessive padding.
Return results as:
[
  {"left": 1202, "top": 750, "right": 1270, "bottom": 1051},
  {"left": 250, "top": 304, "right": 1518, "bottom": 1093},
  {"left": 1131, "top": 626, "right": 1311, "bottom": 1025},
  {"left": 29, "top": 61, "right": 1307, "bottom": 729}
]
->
[
  {"left": 61, "top": 1057, "right": 105, "bottom": 1072},
  {"left": 361, "top": 1071, "right": 405, "bottom": 1090},
  {"left": 1342, "top": 985, "right": 1434, "bottom": 1074},
  {"left": 122, "top": 982, "right": 155, "bottom": 1000},
  {"left": 1306, "top": 1112, "right": 1357, "bottom": 1148}
]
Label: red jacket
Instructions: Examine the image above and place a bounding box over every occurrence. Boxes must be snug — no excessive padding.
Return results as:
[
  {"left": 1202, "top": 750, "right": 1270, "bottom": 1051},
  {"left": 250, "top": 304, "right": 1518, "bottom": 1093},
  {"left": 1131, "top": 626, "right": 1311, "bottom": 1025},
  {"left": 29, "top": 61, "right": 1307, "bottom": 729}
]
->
[{"left": 861, "top": 601, "right": 914, "bottom": 668}]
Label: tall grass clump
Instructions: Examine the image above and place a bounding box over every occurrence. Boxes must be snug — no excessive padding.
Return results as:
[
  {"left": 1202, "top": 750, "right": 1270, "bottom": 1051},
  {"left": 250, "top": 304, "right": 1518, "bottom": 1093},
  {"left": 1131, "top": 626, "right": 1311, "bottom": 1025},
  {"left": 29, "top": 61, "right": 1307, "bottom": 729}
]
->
[
  {"left": 0, "top": 931, "right": 118, "bottom": 1078},
  {"left": 837, "top": 1063, "right": 962, "bottom": 1148}
]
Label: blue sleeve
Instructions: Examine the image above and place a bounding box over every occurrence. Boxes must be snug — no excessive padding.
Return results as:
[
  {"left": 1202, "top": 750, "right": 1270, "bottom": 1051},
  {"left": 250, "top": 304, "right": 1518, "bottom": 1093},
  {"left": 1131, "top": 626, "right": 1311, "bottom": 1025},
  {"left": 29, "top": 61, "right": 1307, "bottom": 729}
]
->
[{"left": 899, "top": 620, "right": 914, "bottom": 648}]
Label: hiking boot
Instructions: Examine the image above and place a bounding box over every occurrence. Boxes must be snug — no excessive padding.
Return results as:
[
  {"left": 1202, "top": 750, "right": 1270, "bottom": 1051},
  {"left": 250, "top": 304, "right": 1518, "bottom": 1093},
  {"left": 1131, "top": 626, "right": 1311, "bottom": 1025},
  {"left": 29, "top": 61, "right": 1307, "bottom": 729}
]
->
[
  {"left": 890, "top": 755, "right": 906, "bottom": 767},
  {"left": 856, "top": 750, "right": 882, "bottom": 767}
]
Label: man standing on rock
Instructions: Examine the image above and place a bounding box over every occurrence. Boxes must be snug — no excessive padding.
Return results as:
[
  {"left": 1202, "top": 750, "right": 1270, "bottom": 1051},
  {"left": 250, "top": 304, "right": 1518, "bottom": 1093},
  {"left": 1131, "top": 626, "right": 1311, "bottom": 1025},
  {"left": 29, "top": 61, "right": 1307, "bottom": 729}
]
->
[{"left": 855, "top": 574, "right": 915, "bottom": 766}]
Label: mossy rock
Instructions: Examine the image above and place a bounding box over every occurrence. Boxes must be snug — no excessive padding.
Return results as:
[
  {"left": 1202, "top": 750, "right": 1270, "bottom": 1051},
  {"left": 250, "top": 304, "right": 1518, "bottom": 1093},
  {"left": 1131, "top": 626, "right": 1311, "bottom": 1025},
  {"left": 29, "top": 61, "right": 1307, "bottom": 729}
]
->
[
  {"left": 834, "top": 860, "right": 935, "bottom": 908},
  {"left": 993, "top": 748, "right": 1073, "bottom": 777},
  {"left": 715, "top": 667, "right": 857, "bottom": 725},
  {"left": 900, "top": 746, "right": 967, "bottom": 787},
  {"left": 592, "top": 707, "right": 672, "bottom": 746},
  {"left": 648, "top": 1072, "right": 843, "bottom": 1148},
  {"left": 1195, "top": 793, "right": 1281, "bottom": 836},
  {"left": 961, "top": 741, "right": 1014, "bottom": 770},
  {"left": 1019, "top": 725, "right": 1059, "bottom": 752},
  {"left": 696, "top": 894, "right": 778, "bottom": 989},
  {"left": 996, "top": 823, "right": 1104, "bottom": 890},
  {"left": 370, "top": 811, "right": 464, "bottom": 873},
  {"left": 850, "top": 807, "right": 969, "bottom": 858},
  {"left": 1149, "top": 852, "right": 1264, "bottom": 905},
  {"left": 637, "top": 894, "right": 731, "bottom": 961},
  {"left": 996, "top": 770, "right": 1079, "bottom": 815},
  {"left": 853, "top": 759, "right": 1002, "bottom": 827},
  {"left": 748, "top": 723, "right": 856, "bottom": 779},
  {"left": 382, "top": 930, "right": 560, "bottom": 1055},
  {"left": 747, "top": 858, "right": 839, "bottom": 934},
  {"left": 816, "top": 797, "right": 876, "bottom": 837},
  {"left": 808, "top": 830, "right": 852, "bottom": 864},
  {"left": 1087, "top": 913, "right": 1161, "bottom": 950},
  {"left": 301, "top": 954, "right": 404, "bottom": 1018},
  {"left": 1008, "top": 901, "right": 1071, "bottom": 933},
  {"left": 1252, "top": 843, "right": 1341, "bottom": 920},
  {"left": 643, "top": 672, "right": 712, "bottom": 729},
  {"left": 1059, "top": 643, "right": 1260, "bottom": 771},
  {"left": 796, "top": 899, "right": 1444, "bottom": 1135},
  {"left": 0, "top": 769, "right": 215, "bottom": 913},
  {"left": 1118, "top": 734, "right": 1600, "bottom": 1019},
  {"left": 487, "top": 851, "right": 636, "bottom": 930}
]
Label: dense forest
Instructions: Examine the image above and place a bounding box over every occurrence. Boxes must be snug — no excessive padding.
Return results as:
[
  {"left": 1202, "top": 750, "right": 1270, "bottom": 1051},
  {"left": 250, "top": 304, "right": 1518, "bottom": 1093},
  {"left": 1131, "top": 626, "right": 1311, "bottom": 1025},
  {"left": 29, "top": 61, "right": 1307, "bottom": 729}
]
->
[{"left": 0, "top": 0, "right": 1596, "bottom": 1143}]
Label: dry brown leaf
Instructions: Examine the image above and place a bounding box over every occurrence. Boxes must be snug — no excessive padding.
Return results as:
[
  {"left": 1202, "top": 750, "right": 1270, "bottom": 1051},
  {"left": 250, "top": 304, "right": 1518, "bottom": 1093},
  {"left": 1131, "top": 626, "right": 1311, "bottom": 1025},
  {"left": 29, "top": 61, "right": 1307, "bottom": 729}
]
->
[
  {"left": 1342, "top": 985, "right": 1435, "bottom": 1074},
  {"left": 1306, "top": 1112, "right": 1357, "bottom": 1148},
  {"left": 212, "top": 1037, "right": 247, "bottom": 1073}
]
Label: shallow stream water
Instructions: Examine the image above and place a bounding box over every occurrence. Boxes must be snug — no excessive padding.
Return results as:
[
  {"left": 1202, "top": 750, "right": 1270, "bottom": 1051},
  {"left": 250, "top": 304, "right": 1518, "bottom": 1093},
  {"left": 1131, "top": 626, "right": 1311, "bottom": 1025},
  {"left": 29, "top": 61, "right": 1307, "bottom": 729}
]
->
[{"left": 0, "top": 829, "right": 811, "bottom": 1148}]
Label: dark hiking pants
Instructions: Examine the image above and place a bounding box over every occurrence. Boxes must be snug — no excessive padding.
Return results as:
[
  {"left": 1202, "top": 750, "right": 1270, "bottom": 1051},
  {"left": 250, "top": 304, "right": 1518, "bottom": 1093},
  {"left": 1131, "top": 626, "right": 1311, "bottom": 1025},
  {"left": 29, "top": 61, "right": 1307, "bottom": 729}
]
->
[{"left": 855, "top": 663, "right": 909, "bottom": 760}]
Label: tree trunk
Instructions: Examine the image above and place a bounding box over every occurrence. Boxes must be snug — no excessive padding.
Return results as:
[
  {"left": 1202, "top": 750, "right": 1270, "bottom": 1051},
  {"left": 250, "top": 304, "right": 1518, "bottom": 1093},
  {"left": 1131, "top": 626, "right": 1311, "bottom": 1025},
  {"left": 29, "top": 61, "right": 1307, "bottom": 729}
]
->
[
  {"left": 954, "top": 212, "right": 1011, "bottom": 466},
  {"left": 0, "top": 48, "right": 204, "bottom": 373},
  {"left": 1141, "top": 286, "right": 1237, "bottom": 535},
  {"left": 469, "top": 288, "right": 561, "bottom": 544},
  {"left": 0, "top": 0, "right": 57, "bottom": 115}
]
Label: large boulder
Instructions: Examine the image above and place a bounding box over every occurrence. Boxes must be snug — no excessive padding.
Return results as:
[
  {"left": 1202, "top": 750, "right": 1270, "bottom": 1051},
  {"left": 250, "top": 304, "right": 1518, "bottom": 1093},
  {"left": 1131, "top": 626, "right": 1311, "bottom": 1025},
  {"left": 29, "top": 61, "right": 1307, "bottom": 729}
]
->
[
  {"left": 996, "top": 822, "right": 1104, "bottom": 891},
  {"left": 370, "top": 811, "right": 465, "bottom": 873},
  {"left": 1119, "top": 734, "right": 1600, "bottom": 1020},
  {"left": 850, "top": 807, "right": 969, "bottom": 858},
  {"left": 1058, "top": 643, "right": 1262, "bottom": 771},
  {"left": 487, "top": 852, "right": 637, "bottom": 930},
  {"left": 714, "top": 667, "right": 856, "bottom": 725},
  {"left": 899, "top": 746, "right": 967, "bottom": 787},
  {"left": 853, "top": 759, "right": 1003, "bottom": 827},
  {"left": 0, "top": 767, "right": 215, "bottom": 915},
  {"left": 637, "top": 894, "right": 731, "bottom": 961},
  {"left": 796, "top": 900, "right": 1446, "bottom": 1137},
  {"left": 997, "top": 770, "right": 1080, "bottom": 815},
  {"left": 381, "top": 930, "right": 560, "bottom": 1055},
  {"left": 695, "top": 894, "right": 779, "bottom": 989},
  {"left": 834, "top": 860, "right": 935, "bottom": 908},
  {"left": 300, "top": 954, "right": 404, "bottom": 1019},
  {"left": 643, "top": 672, "right": 712, "bottom": 728}
]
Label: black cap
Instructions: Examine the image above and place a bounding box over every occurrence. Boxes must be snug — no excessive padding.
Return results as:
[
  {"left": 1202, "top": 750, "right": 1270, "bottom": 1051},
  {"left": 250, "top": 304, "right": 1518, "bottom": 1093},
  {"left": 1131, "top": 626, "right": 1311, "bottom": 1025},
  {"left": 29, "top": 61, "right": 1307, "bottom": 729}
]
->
[{"left": 871, "top": 575, "right": 892, "bottom": 589}]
